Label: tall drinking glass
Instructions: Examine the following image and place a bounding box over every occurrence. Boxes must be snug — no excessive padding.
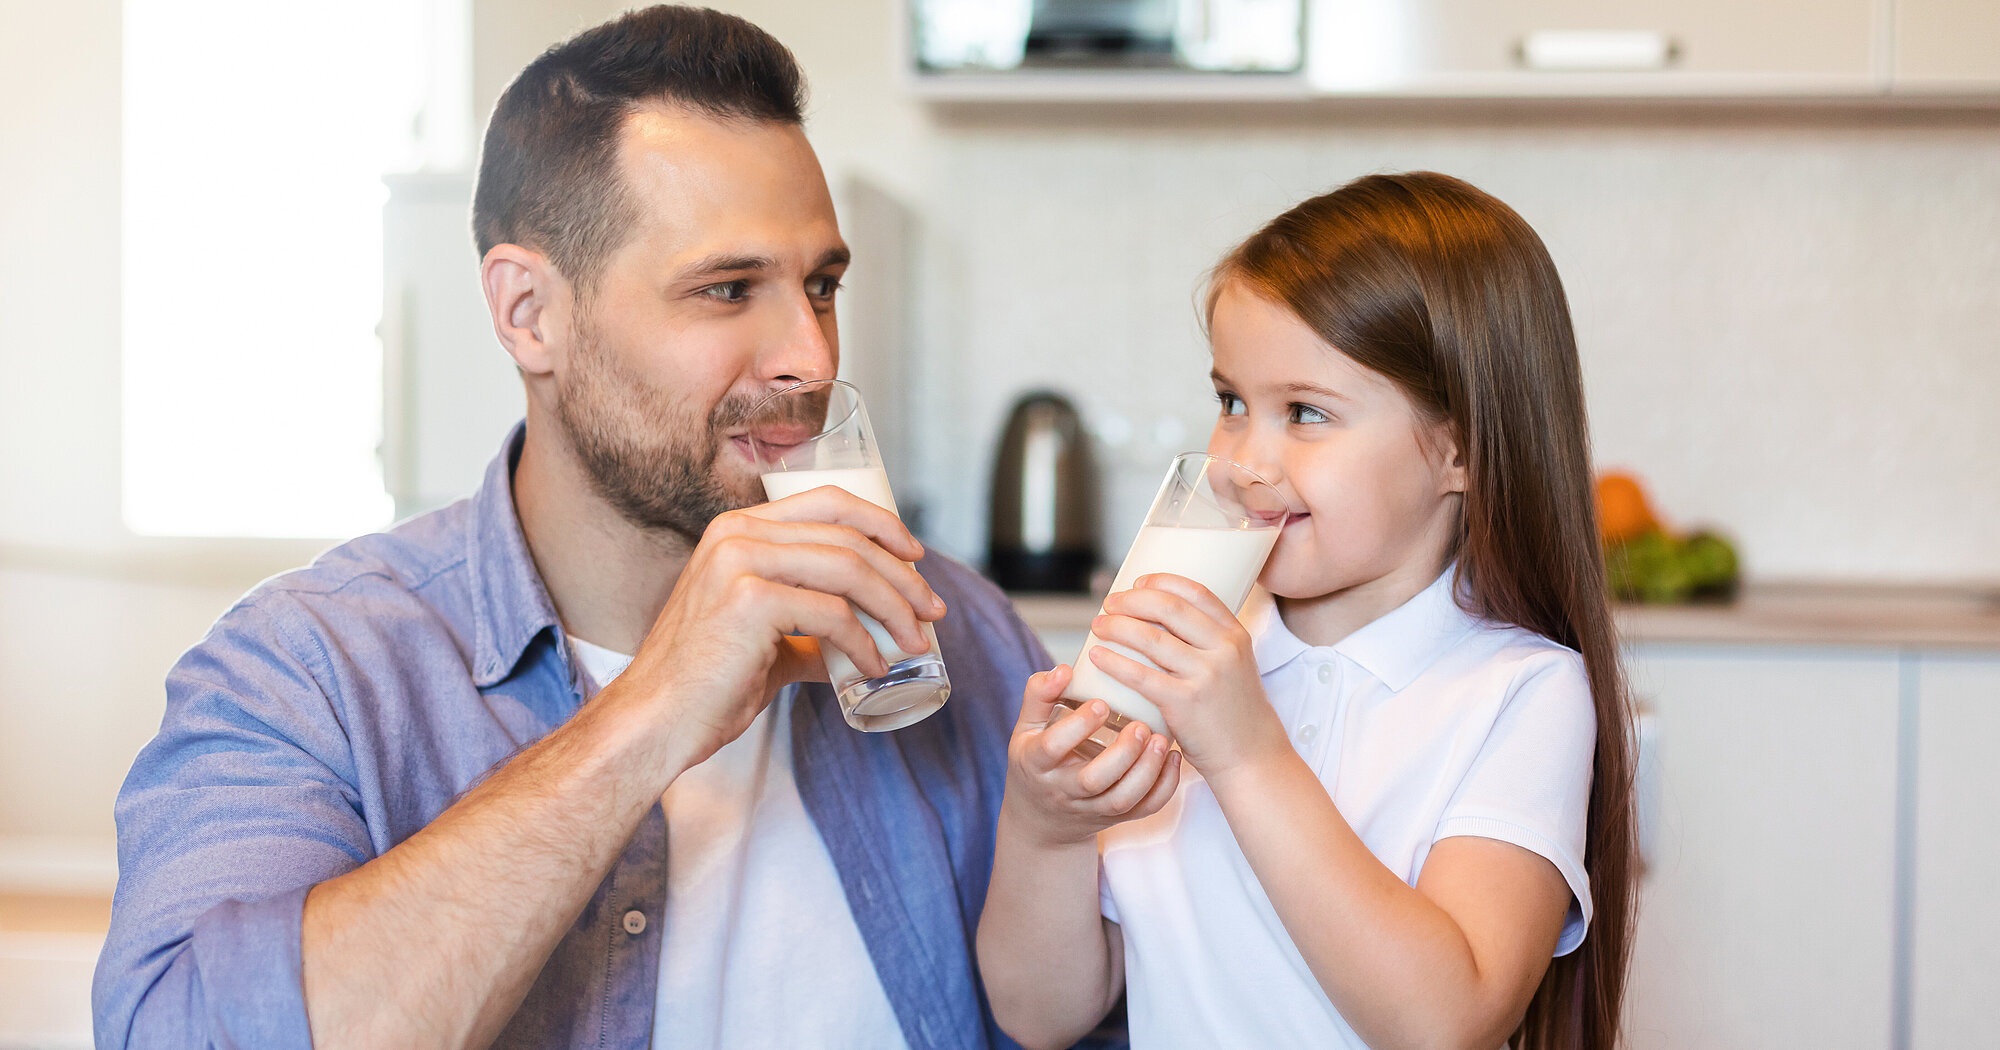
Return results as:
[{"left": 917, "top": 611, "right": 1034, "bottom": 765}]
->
[
  {"left": 1056, "top": 452, "right": 1286, "bottom": 756},
  {"left": 748, "top": 379, "right": 950, "bottom": 732}
]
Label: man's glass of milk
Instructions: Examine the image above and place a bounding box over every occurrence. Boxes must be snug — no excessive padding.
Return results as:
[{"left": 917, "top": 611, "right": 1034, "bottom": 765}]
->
[
  {"left": 747, "top": 379, "right": 950, "bottom": 732},
  {"left": 1055, "top": 452, "right": 1285, "bottom": 756}
]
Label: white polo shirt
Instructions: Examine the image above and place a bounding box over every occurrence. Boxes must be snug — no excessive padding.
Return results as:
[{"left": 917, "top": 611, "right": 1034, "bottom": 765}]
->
[
  {"left": 1097, "top": 569, "right": 1596, "bottom": 1049},
  {"left": 566, "top": 638, "right": 910, "bottom": 1050}
]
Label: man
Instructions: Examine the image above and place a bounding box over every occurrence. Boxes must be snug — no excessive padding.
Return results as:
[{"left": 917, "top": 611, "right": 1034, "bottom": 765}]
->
[{"left": 93, "top": 8, "right": 1048, "bottom": 1048}]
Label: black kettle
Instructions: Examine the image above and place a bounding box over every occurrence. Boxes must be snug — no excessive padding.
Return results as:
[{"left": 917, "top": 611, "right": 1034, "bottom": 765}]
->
[{"left": 987, "top": 391, "right": 1099, "bottom": 593}]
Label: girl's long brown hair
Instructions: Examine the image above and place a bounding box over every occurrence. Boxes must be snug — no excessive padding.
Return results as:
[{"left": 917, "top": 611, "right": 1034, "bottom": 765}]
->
[{"left": 1213, "top": 171, "right": 1637, "bottom": 1050}]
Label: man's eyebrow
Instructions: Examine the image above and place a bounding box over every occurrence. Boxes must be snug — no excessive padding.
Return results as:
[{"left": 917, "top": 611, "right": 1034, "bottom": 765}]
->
[
  {"left": 676, "top": 253, "right": 774, "bottom": 281},
  {"left": 816, "top": 246, "right": 852, "bottom": 270}
]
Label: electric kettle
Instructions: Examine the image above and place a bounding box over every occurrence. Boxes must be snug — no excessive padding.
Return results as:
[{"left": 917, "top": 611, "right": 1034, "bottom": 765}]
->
[{"left": 987, "top": 391, "right": 1099, "bottom": 593}]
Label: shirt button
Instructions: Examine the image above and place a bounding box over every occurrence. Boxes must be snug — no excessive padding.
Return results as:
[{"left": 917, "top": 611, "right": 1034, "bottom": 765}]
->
[
  {"left": 1316, "top": 664, "right": 1333, "bottom": 684},
  {"left": 1299, "top": 723, "right": 1318, "bottom": 744},
  {"left": 622, "top": 910, "right": 647, "bottom": 935}
]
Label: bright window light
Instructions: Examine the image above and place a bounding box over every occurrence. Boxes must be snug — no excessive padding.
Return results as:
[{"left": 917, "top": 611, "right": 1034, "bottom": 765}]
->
[{"left": 122, "top": 0, "right": 466, "bottom": 537}]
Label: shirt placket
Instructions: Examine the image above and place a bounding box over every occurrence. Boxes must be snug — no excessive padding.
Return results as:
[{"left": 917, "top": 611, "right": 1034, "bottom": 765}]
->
[{"left": 1293, "top": 657, "right": 1341, "bottom": 772}]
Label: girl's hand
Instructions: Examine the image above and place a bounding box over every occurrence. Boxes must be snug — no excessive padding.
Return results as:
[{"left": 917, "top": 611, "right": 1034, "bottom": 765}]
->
[
  {"left": 1087, "top": 574, "right": 1289, "bottom": 777},
  {"left": 1002, "top": 663, "right": 1183, "bottom": 848}
]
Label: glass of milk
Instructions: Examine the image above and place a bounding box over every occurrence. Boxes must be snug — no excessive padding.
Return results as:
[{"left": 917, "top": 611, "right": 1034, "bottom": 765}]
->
[
  {"left": 1056, "top": 452, "right": 1285, "bottom": 756},
  {"left": 747, "top": 379, "right": 950, "bottom": 732}
]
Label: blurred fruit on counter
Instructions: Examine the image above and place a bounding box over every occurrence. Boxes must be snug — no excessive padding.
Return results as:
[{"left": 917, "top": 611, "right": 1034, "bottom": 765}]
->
[{"left": 1596, "top": 471, "right": 1740, "bottom": 604}]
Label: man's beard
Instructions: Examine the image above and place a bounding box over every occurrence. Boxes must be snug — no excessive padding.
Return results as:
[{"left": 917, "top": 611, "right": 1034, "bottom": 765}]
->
[{"left": 553, "top": 319, "right": 767, "bottom": 546}]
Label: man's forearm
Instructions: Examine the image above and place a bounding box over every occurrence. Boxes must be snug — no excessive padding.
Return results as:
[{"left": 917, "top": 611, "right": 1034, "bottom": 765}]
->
[{"left": 301, "top": 684, "right": 686, "bottom": 1050}]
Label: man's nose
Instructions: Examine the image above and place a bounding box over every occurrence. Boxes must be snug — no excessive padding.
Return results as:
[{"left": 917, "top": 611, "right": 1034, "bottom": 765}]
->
[{"left": 759, "top": 293, "right": 836, "bottom": 385}]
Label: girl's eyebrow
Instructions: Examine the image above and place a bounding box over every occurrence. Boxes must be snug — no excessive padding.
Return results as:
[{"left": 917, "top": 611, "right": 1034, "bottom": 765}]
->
[{"left": 1211, "top": 368, "right": 1354, "bottom": 403}]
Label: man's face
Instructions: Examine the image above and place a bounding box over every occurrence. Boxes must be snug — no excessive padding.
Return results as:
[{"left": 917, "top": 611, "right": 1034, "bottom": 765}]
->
[{"left": 551, "top": 106, "right": 848, "bottom": 544}]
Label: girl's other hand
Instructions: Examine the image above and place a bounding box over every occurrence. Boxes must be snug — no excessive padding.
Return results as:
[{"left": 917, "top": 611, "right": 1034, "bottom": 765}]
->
[
  {"left": 1003, "top": 663, "right": 1182, "bottom": 848},
  {"left": 1088, "top": 574, "right": 1288, "bottom": 778}
]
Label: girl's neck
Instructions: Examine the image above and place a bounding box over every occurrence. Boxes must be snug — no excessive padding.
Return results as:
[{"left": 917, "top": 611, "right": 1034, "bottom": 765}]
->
[{"left": 1275, "top": 553, "right": 1454, "bottom": 649}]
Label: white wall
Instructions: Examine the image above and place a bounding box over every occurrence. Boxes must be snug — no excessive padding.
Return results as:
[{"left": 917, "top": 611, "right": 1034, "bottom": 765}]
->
[{"left": 4, "top": 0, "right": 1996, "bottom": 860}]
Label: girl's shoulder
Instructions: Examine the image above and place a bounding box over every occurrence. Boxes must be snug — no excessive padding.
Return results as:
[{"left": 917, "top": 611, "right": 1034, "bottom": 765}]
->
[{"left": 1440, "top": 617, "right": 1593, "bottom": 712}]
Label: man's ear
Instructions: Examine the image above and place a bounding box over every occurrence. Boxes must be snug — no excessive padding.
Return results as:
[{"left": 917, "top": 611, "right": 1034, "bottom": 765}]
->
[{"left": 481, "top": 243, "right": 567, "bottom": 376}]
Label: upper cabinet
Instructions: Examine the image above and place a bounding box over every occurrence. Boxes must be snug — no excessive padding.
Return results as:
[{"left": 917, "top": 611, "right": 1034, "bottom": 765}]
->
[
  {"left": 1893, "top": 0, "right": 2000, "bottom": 92},
  {"left": 909, "top": 0, "right": 2000, "bottom": 101}
]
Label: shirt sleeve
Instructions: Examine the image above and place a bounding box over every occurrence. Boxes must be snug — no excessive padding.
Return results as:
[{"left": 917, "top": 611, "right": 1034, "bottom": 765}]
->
[
  {"left": 1431, "top": 647, "right": 1597, "bottom": 957},
  {"left": 93, "top": 594, "right": 374, "bottom": 1050}
]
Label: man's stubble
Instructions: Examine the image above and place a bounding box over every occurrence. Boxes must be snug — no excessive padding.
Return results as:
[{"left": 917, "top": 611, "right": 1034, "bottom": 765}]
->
[{"left": 552, "top": 314, "right": 768, "bottom": 547}]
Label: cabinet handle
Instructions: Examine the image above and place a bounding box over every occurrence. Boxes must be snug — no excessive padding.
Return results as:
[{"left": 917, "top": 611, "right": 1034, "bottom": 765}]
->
[{"left": 1516, "top": 30, "right": 1679, "bottom": 72}]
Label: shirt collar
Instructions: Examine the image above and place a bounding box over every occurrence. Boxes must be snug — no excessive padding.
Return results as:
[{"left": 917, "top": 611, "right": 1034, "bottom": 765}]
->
[
  {"left": 466, "top": 422, "right": 565, "bottom": 688},
  {"left": 1243, "top": 565, "right": 1481, "bottom": 692}
]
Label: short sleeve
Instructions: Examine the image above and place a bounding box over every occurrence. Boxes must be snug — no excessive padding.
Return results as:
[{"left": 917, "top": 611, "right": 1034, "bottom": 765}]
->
[{"left": 1432, "top": 649, "right": 1596, "bottom": 956}]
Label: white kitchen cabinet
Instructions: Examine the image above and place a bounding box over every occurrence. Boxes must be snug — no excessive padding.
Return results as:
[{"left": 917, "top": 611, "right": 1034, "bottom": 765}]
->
[
  {"left": 1892, "top": 0, "right": 2000, "bottom": 92},
  {"left": 1308, "top": 0, "right": 1883, "bottom": 96},
  {"left": 1619, "top": 645, "right": 1900, "bottom": 1050},
  {"left": 1910, "top": 655, "right": 2000, "bottom": 1050}
]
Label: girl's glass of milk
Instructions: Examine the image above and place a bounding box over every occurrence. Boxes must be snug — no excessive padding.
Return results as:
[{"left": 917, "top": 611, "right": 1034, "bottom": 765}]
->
[
  {"left": 748, "top": 379, "right": 950, "bottom": 732},
  {"left": 1056, "top": 452, "right": 1285, "bottom": 756}
]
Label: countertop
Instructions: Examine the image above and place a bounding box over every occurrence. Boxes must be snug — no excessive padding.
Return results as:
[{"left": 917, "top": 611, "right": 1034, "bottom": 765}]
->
[{"left": 1007, "top": 582, "right": 2000, "bottom": 652}]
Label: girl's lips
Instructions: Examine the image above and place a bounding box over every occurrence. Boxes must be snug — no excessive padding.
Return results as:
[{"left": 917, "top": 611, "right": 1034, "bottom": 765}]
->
[{"left": 1282, "top": 512, "right": 1311, "bottom": 529}]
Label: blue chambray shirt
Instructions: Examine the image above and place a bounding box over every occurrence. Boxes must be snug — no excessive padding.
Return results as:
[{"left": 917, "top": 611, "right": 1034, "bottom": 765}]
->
[{"left": 94, "top": 424, "right": 1047, "bottom": 1050}]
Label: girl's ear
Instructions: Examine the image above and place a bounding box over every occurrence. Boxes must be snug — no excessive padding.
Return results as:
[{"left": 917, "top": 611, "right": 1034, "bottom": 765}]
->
[{"left": 1433, "top": 421, "right": 1469, "bottom": 495}]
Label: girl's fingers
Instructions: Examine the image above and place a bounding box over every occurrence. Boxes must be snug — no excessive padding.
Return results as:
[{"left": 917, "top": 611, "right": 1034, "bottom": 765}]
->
[
  {"left": 1090, "top": 613, "right": 1199, "bottom": 676},
  {"left": 1125, "top": 748, "right": 1184, "bottom": 820},
  {"left": 1106, "top": 580, "right": 1237, "bottom": 650},
  {"left": 1017, "top": 665, "right": 1073, "bottom": 732},
  {"left": 1087, "top": 644, "right": 1176, "bottom": 707},
  {"left": 1074, "top": 719, "right": 1153, "bottom": 796},
  {"left": 1094, "top": 733, "right": 1172, "bottom": 814},
  {"left": 1031, "top": 698, "right": 1111, "bottom": 771}
]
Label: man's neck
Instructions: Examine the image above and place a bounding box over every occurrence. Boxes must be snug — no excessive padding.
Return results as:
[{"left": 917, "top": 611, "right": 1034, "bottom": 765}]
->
[{"left": 512, "top": 422, "right": 692, "bottom": 656}]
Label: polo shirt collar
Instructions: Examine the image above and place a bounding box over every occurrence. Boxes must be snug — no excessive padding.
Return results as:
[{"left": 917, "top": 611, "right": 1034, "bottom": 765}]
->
[
  {"left": 466, "top": 422, "right": 565, "bottom": 688},
  {"left": 1243, "top": 565, "right": 1481, "bottom": 692}
]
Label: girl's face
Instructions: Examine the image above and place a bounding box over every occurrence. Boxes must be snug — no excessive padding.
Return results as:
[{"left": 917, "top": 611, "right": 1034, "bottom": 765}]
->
[{"left": 1205, "top": 280, "right": 1466, "bottom": 618}]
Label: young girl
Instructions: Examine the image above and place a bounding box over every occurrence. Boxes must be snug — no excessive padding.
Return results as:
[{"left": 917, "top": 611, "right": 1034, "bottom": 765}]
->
[{"left": 976, "top": 172, "right": 1636, "bottom": 1050}]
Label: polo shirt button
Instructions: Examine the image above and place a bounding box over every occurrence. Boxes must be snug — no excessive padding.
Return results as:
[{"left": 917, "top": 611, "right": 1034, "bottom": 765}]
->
[
  {"left": 1299, "top": 723, "right": 1318, "bottom": 744},
  {"left": 622, "top": 910, "right": 647, "bottom": 935},
  {"left": 1316, "top": 664, "right": 1333, "bottom": 684}
]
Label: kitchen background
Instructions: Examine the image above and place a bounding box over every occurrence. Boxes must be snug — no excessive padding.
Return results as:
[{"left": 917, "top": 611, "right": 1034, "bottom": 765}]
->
[{"left": 2, "top": 0, "right": 1997, "bottom": 1047}]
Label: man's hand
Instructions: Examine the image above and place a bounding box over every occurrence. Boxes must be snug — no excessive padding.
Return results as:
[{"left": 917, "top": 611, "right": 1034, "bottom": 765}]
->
[{"left": 610, "top": 483, "right": 947, "bottom": 772}]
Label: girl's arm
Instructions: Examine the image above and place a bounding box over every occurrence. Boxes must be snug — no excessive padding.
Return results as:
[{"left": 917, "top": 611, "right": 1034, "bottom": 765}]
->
[
  {"left": 1090, "top": 578, "right": 1571, "bottom": 1050},
  {"left": 976, "top": 666, "right": 1181, "bottom": 1050},
  {"left": 1207, "top": 755, "right": 1570, "bottom": 1050}
]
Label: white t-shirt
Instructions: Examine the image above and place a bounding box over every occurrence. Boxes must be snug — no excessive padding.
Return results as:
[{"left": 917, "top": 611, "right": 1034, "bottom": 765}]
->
[
  {"left": 1096, "top": 569, "right": 1596, "bottom": 1049},
  {"left": 566, "top": 637, "right": 910, "bottom": 1050}
]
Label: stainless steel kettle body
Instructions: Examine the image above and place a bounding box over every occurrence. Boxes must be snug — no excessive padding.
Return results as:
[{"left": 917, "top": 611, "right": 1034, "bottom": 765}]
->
[{"left": 987, "top": 391, "right": 1099, "bottom": 593}]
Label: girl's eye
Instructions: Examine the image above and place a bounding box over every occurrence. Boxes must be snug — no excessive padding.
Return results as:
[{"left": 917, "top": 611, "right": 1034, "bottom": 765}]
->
[
  {"left": 1215, "top": 391, "right": 1246, "bottom": 416},
  {"left": 1289, "top": 403, "right": 1330, "bottom": 425},
  {"left": 702, "top": 280, "right": 750, "bottom": 303},
  {"left": 808, "top": 274, "right": 844, "bottom": 299}
]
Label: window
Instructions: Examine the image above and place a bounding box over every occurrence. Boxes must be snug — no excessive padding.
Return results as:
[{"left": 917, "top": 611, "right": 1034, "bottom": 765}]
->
[{"left": 122, "top": 0, "right": 468, "bottom": 537}]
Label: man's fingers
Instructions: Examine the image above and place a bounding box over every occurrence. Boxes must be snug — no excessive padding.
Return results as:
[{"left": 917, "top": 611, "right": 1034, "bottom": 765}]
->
[
  {"left": 744, "top": 484, "right": 926, "bottom": 563},
  {"left": 723, "top": 537, "right": 933, "bottom": 656},
  {"left": 770, "top": 586, "right": 890, "bottom": 677}
]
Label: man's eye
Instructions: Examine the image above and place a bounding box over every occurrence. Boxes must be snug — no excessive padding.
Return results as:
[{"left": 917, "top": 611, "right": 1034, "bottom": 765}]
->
[
  {"left": 1289, "top": 403, "right": 1329, "bottom": 425},
  {"left": 702, "top": 280, "right": 750, "bottom": 303},
  {"left": 1215, "top": 392, "right": 1245, "bottom": 416},
  {"left": 808, "top": 275, "right": 843, "bottom": 299}
]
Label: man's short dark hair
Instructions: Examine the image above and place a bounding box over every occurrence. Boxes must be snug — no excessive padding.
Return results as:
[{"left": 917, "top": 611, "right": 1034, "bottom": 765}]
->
[{"left": 472, "top": 5, "right": 806, "bottom": 296}]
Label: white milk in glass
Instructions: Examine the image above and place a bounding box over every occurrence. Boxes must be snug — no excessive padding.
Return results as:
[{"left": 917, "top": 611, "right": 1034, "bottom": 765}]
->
[
  {"left": 758, "top": 466, "right": 942, "bottom": 711},
  {"left": 1065, "top": 524, "right": 1279, "bottom": 734}
]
